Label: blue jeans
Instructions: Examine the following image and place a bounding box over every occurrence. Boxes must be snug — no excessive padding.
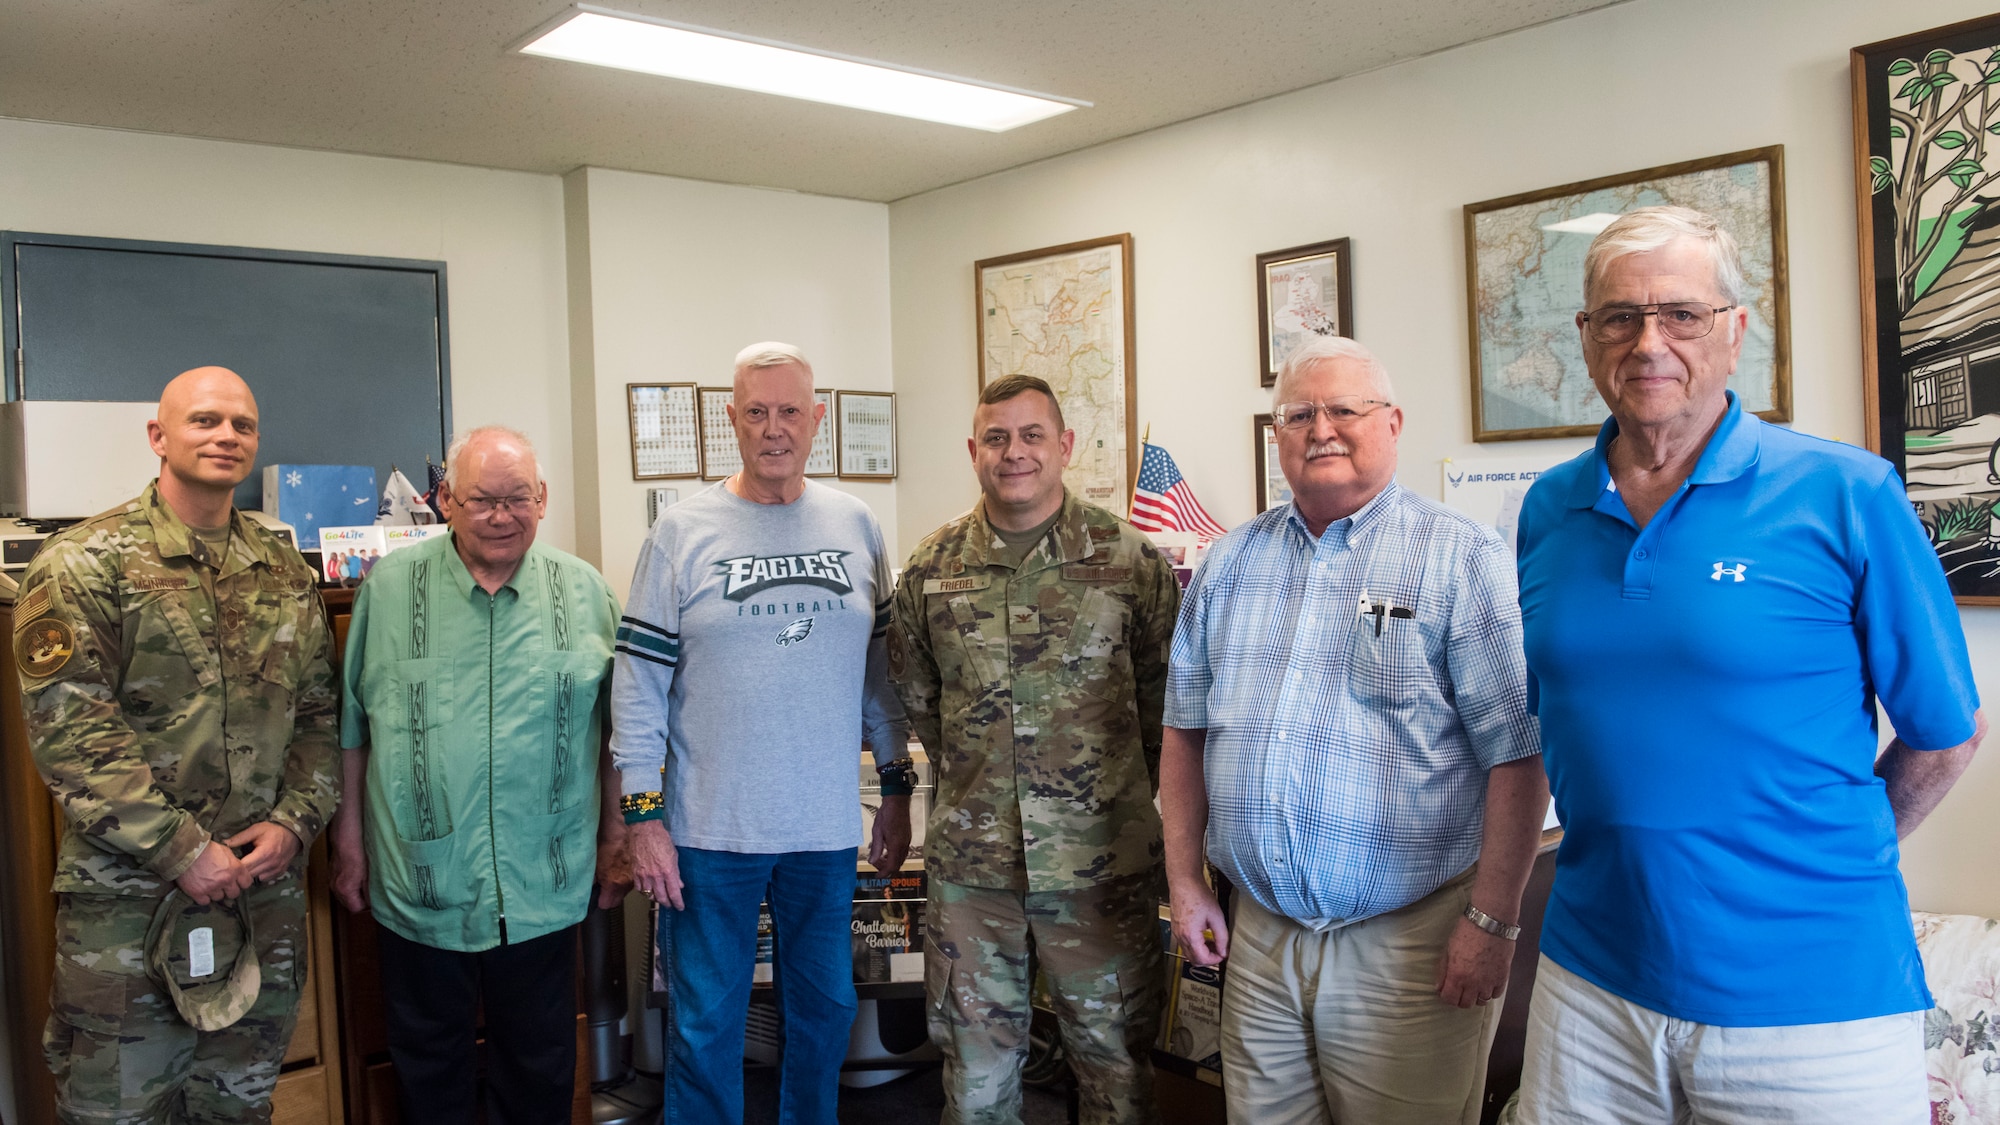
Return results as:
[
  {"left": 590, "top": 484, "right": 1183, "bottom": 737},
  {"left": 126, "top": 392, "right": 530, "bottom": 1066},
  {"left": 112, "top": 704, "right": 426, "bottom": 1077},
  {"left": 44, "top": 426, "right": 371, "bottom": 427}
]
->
[{"left": 659, "top": 846, "right": 859, "bottom": 1125}]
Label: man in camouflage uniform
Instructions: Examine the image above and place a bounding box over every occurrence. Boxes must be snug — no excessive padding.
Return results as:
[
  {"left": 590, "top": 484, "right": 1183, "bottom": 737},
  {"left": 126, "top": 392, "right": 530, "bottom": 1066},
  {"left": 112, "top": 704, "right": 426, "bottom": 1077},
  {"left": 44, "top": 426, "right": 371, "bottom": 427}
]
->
[
  {"left": 891, "top": 374, "right": 1181, "bottom": 1125},
  {"left": 17, "top": 366, "right": 340, "bottom": 1123}
]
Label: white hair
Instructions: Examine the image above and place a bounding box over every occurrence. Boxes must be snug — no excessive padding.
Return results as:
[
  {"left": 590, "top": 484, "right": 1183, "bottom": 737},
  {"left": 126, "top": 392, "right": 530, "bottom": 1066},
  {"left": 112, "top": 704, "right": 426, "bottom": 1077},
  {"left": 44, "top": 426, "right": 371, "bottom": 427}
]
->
[
  {"left": 444, "top": 425, "right": 544, "bottom": 491},
  {"left": 1584, "top": 205, "right": 1747, "bottom": 306},
  {"left": 733, "top": 341, "right": 814, "bottom": 377},
  {"left": 1272, "top": 335, "right": 1397, "bottom": 407}
]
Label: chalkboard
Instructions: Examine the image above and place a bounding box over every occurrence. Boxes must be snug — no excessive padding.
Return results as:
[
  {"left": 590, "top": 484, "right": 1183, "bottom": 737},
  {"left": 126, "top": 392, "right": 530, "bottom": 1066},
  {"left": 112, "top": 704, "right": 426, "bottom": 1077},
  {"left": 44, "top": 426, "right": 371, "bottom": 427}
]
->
[{"left": 1, "top": 232, "right": 451, "bottom": 510}]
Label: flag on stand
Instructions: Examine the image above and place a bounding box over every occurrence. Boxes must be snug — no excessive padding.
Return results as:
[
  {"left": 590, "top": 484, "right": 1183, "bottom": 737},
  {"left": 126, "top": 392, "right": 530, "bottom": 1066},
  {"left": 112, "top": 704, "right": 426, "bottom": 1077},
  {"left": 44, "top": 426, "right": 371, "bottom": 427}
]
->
[
  {"left": 1130, "top": 442, "right": 1229, "bottom": 541},
  {"left": 375, "top": 468, "right": 435, "bottom": 525}
]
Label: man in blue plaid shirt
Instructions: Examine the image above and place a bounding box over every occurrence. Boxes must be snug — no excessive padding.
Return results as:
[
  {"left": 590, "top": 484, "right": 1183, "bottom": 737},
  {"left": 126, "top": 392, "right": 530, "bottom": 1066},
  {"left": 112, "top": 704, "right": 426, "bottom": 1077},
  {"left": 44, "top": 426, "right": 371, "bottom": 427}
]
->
[{"left": 1161, "top": 335, "right": 1546, "bottom": 1125}]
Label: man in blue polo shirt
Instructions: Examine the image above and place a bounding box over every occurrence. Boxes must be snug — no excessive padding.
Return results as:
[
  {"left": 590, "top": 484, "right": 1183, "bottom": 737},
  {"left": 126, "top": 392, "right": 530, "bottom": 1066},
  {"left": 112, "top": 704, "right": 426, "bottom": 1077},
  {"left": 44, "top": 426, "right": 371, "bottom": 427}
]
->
[{"left": 1511, "top": 205, "right": 1985, "bottom": 1123}]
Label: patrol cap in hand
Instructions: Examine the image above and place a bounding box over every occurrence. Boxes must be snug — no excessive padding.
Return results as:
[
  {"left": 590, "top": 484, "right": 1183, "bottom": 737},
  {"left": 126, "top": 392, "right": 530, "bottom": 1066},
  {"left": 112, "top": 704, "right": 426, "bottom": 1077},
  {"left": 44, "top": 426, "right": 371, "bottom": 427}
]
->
[{"left": 144, "top": 889, "right": 261, "bottom": 1032}]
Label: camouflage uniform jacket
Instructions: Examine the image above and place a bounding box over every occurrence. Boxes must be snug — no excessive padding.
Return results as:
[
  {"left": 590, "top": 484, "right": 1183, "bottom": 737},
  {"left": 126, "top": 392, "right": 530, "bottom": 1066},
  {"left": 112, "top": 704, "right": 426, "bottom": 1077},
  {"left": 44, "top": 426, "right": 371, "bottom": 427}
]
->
[
  {"left": 16, "top": 481, "right": 340, "bottom": 896},
  {"left": 890, "top": 490, "right": 1180, "bottom": 892}
]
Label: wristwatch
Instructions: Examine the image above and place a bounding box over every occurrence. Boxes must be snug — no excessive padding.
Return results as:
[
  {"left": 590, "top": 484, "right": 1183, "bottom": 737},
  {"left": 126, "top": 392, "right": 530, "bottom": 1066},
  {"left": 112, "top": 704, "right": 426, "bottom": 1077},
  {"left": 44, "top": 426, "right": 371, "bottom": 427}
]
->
[
  {"left": 876, "top": 756, "right": 917, "bottom": 797},
  {"left": 1463, "top": 903, "right": 1521, "bottom": 941}
]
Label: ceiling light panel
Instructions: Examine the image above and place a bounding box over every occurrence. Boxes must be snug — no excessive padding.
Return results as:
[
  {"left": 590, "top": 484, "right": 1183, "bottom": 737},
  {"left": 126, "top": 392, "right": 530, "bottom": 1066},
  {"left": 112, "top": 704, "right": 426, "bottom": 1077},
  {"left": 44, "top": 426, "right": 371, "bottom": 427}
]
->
[{"left": 518, "top": 8, "right": 1085, "bottom": 132}]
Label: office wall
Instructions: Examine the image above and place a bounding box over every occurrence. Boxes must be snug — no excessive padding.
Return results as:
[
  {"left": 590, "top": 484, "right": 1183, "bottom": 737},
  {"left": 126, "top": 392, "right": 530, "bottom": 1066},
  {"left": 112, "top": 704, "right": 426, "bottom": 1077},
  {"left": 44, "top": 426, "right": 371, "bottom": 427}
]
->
[
  {"left": 0, "top": 117, "right": 577, "bottom": 548},
  {"left": 564, "top": 166, "right": 895, "bottom": 599},
  {"left": 888, "top": 0, "right": 2000, "bottom": 916}
]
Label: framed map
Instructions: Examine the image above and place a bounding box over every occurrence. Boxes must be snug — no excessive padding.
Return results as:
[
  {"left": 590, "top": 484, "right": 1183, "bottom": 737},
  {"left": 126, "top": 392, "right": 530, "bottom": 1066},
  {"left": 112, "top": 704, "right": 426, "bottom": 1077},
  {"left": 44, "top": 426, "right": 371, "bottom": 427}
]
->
[
  {"left": 1856, "top": 15, "right": 2000, "bottom": 605},
  {"left": 1256, "top": 238, "right": 1352, "bottom": 388},
  {"left": 977, "top": 234, "right": 1137, "bottom": 514},
  {"left": 1464, "top": 147, "right": 1791, "bottom": 441}
]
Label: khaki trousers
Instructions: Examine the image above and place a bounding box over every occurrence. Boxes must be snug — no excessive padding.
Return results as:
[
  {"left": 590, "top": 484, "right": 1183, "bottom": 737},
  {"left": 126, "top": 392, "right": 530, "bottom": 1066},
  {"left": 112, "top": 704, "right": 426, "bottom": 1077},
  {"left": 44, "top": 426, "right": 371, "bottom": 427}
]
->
[{"left": 1219, "top": 869, "right": 1501, "bottom": 1125}]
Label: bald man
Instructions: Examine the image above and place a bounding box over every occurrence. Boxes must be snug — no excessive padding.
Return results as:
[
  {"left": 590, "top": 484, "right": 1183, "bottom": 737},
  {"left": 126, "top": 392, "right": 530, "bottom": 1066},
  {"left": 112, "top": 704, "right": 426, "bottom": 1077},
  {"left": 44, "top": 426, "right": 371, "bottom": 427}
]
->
[{"left": 18, "top": 366, "right": 341, "bottom": 1122}]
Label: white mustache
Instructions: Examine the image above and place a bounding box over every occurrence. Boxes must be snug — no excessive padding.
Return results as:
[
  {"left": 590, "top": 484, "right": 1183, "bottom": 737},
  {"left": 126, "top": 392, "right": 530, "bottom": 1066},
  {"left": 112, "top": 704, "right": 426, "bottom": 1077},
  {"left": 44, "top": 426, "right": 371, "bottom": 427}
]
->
[{"left": 1306, "top": 439, "right": 1349, "bottom": 459}]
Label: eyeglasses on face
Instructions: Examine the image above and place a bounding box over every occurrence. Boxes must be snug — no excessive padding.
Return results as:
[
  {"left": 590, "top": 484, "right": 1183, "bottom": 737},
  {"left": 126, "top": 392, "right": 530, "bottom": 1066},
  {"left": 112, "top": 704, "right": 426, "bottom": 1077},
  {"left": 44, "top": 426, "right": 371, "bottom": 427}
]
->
[
  {"left": 1580, "top": 302, "right": 1737, "bottom": 345},
  {"left": 455, "top": 493, "right": 542, "bottom": 519},
  {"left": 1271, "top": 397, "right": 1394, "bottom": 431}
]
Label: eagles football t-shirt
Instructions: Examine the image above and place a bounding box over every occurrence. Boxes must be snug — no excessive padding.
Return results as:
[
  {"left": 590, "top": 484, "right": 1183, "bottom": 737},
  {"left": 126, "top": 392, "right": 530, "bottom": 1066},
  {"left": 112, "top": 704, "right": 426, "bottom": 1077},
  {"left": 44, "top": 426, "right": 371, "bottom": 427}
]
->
[{"left": 609, "top": 480, "right": 906, "bottom": 854}]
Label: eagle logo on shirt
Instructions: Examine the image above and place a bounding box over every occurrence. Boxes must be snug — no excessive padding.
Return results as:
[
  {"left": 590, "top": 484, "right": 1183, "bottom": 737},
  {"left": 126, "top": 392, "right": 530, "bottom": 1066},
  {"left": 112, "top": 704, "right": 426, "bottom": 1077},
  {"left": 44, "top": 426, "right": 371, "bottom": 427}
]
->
[{"left": 775, "top": 617, "right": 815, "bottom": 647}]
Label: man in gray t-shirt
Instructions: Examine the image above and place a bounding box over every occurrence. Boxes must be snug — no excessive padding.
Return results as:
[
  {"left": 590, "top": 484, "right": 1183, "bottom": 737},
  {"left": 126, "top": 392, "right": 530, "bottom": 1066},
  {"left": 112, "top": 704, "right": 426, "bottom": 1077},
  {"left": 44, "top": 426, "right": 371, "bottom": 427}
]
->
[{"left": 612, "top": 342, "right": 909, "bottom": 1125}]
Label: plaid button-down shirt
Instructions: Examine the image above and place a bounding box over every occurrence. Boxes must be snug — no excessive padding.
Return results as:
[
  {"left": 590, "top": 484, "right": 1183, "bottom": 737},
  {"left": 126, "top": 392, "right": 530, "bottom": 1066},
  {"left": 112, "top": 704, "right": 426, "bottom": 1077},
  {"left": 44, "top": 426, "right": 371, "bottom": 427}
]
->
[{"left": 1165, "top": 481, "right": 1538, "bottom": 928}]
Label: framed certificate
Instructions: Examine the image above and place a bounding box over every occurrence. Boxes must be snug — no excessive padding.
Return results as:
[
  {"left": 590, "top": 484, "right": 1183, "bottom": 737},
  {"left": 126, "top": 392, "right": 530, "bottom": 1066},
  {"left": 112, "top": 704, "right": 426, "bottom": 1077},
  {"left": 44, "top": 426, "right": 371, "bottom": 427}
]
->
[
  {"left": 697, "top": 386, "right": 741, "bottom": 481},
  {"left": 627, "top": 383, "right": 701, "bottom": 479},
  {"left": 806, "top": 388, "right": 838, "bottom": 477},
  {"left": 836, "top": 391, "right": 897, "bottom": 479}
]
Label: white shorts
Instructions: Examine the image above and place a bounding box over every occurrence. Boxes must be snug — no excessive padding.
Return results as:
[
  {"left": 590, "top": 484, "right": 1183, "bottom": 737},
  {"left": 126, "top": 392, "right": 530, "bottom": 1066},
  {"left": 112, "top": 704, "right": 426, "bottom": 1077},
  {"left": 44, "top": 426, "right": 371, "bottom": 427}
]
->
[{"left": 1509, "top": 956, "right": 1927, "bottom": 1125}]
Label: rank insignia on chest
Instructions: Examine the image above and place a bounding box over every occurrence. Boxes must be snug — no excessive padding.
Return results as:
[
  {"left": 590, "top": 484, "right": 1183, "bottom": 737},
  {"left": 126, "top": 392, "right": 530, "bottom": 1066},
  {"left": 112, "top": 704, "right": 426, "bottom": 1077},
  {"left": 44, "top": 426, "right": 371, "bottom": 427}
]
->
[{"left": 1008, "top": 605, "right": 1041, "bottom": 635}]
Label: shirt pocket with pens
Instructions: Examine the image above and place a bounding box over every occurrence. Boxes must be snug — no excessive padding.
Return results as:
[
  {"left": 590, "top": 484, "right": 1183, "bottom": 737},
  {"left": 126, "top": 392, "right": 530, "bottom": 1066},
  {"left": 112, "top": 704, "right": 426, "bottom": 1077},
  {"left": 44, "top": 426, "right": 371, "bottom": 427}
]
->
[{"left": 1347, "top": 594, "right": 1425, "bottom": 711}]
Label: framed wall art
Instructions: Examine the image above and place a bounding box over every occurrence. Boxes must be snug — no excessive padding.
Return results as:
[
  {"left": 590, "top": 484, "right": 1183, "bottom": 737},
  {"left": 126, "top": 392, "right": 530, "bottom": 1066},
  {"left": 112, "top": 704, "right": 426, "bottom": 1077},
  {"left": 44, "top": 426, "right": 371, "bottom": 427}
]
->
[
  {"left": 1463, "top": 146, "right": 1791, "bottom": 441},
  {"left": 976, "top": 234, "right": 1137, "bottom": 514},
  {"left": 1253, "top": 413, "right": 1293, "bottom": 513},
  {"left": 1256, "top": 238, "right": 1353, "bottom": 388},
  {"left": 1855, "top": 15, "right": 2000, "bottom": 605},
  {"left": 697, "top": 386, "right": 740, "bottom": 481},
  {"left": 806, "top": 388, "right": 838, "bottom": 477},
  {"left": 627, "top": 382, "right": 701, "bottom": 480},
  {"left": 836, "top": 390, "right": 897, "bottom": 479}
]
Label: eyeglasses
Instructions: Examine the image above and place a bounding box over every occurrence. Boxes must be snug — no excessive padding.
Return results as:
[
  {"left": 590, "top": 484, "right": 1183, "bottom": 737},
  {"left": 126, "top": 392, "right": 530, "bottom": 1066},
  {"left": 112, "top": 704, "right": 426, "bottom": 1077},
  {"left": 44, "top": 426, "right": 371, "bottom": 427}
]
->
[
  {"left": 1271, "top": 397, "right": 1394, "bottom": 431},
  {"left": 1580, "top": 302, "right": 1737, "bottom": 345},
  {"left": 455, "top": 493, "right": 541, "bottom": 520}
]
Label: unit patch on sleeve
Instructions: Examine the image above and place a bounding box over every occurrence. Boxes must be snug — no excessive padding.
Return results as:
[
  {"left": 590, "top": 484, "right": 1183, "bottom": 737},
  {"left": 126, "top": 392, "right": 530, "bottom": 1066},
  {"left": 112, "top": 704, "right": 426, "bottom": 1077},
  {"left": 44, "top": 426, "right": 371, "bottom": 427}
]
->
[{"left": 16, "top": 616, "right": 75, "bottom": 679}]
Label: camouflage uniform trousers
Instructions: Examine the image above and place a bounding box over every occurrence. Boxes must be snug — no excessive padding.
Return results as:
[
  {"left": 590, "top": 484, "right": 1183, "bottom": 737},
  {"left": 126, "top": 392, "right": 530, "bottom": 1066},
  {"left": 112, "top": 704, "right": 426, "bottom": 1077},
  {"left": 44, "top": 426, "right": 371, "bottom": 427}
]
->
[
  {"left": 44, "top": 876, "right": 306, "bottom": 1124},
  {"left": 927, "top": 870, "right": 1166, "bottom": 1125}
]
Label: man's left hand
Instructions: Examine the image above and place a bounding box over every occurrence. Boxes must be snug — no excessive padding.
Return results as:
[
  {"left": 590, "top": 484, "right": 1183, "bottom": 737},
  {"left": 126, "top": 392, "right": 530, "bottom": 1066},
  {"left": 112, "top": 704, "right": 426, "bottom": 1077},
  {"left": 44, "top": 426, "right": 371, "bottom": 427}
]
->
[
  {"left": 1435, "top": 915, "right": 1516, "bottom": 1009},
  {"left": 224, "top": 822, "right": 303, "bottom": 885},
  {"left": 869, "top": 795, "right": 912, "bottom": 874},
  {"left": 596, "top": 824, "right": 635, "bottom": 909}
]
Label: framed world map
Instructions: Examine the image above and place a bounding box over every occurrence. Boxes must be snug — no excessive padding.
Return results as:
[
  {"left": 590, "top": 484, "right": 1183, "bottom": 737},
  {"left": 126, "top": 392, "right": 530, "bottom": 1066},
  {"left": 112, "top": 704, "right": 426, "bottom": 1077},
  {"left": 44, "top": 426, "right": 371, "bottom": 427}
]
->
[
  {"left": 1463, "top": 147, "right": 1792, "bottom": 441},
  {"left": 976, "top": 234, "right": 1137, "bottom": 514}
]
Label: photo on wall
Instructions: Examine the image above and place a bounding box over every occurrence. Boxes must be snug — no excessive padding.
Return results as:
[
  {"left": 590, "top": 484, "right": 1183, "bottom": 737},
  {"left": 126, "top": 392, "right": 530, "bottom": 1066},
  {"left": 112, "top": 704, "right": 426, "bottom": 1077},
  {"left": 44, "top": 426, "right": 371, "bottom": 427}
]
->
[
  {"left": 1463, "top": 147, "right": 1791, "bottom": 442},
  {"left": 1855, "top": 14, "right": 2000, "bottom": 605},
  {"left": 1256, "top": 238, "right": 1352, "bottom": 389}
]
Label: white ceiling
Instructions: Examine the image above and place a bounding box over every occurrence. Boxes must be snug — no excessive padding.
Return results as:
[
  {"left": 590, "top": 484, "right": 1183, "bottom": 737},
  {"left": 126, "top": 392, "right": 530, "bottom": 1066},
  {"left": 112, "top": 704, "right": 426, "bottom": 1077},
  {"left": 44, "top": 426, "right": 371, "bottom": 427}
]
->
[{"left": 2, "top": 0, "right": 1624, "bottom": 202}]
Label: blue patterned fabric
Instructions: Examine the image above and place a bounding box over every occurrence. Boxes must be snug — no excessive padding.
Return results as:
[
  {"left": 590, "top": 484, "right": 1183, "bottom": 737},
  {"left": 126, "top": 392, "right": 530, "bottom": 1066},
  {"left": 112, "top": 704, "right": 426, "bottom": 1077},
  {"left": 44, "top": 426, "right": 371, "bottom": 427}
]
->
[{"left": 1165, "top": 482, "right": 1539, "bottom": 928}]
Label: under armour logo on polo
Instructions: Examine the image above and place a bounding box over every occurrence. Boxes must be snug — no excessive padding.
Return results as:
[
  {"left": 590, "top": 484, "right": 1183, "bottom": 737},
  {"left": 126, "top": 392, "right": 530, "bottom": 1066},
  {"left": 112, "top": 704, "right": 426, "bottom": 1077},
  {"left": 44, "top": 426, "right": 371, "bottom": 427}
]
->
[{"left": 1712, "top": 562, "right": 1747, "bottom": 582}]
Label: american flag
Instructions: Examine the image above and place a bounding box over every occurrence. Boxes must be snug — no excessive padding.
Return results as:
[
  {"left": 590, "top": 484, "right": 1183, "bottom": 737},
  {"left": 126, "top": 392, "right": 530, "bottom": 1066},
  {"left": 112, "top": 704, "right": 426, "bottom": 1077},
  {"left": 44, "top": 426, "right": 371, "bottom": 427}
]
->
[
  {"left": 422, "top": 459, "right": 447, "bottom": 521},
  {"left": 1130, "top": 442, "right": 1229, "bottom": 541}
]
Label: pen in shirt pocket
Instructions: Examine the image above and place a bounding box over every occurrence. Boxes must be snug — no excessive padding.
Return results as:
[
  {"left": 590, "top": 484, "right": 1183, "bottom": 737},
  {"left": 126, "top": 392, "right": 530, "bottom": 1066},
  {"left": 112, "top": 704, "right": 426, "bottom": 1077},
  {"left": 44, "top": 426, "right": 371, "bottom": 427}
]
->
[{"left": 1355, "top": 593, "right": 1416, "bottom": 638}]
